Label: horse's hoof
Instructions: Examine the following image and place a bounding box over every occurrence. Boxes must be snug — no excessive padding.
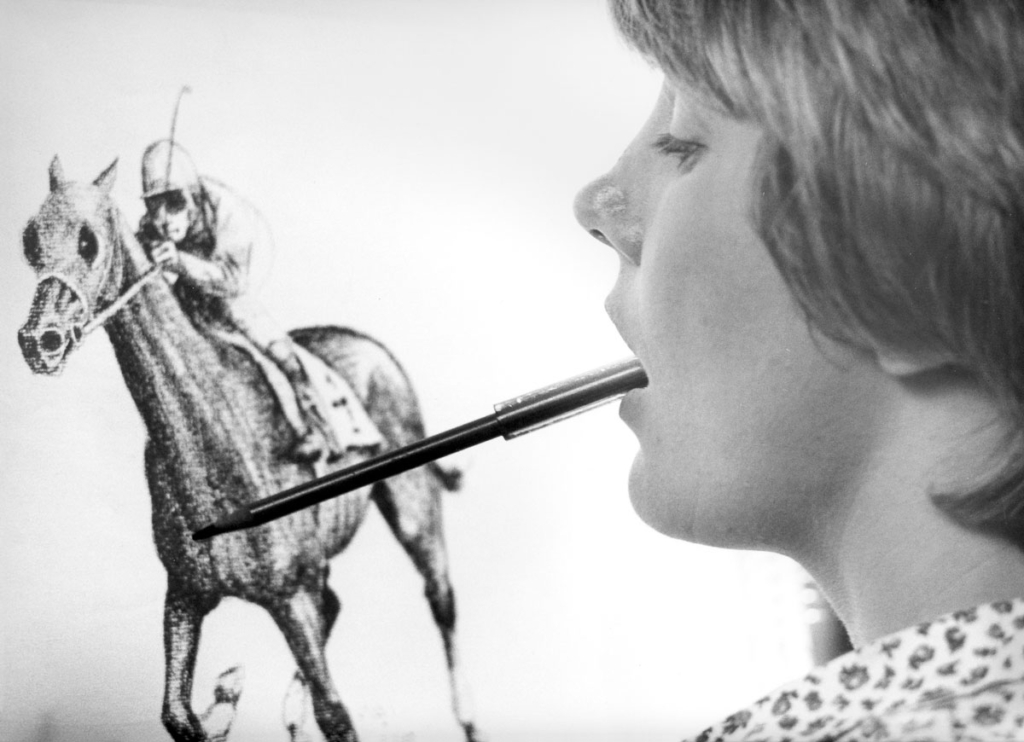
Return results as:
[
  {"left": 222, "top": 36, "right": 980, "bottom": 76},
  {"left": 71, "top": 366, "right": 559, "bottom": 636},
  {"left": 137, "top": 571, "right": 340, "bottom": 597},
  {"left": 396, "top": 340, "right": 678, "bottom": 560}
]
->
[
  {"left": 213, "top": 665, "right": 244, "bottom": 704},
  {"left": 200, "top": 665, "right": 245, "bottom": 742}
]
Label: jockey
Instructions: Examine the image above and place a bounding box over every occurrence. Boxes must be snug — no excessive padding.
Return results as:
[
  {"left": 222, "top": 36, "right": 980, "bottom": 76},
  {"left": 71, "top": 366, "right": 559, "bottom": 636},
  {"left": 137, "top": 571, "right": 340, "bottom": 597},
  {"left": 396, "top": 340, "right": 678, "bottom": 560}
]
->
[{"left": 136, "top": 139, "right": 336, "bottom": 463}]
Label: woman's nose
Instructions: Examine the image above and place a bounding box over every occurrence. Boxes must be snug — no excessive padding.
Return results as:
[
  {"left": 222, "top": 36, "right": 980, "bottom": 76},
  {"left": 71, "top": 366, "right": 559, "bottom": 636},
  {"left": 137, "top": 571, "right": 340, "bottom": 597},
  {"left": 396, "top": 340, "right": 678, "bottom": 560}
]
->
[{"left": 573, "top": 175, "right": 641, "bottom": 263}]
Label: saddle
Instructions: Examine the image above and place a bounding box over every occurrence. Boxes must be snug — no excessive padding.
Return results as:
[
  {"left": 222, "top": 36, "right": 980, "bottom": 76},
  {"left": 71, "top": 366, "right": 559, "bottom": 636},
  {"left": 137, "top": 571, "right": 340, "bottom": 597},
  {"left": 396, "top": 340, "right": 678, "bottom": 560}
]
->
[{"left": 210, "top": 327, "right": 383, "bottom": 459}]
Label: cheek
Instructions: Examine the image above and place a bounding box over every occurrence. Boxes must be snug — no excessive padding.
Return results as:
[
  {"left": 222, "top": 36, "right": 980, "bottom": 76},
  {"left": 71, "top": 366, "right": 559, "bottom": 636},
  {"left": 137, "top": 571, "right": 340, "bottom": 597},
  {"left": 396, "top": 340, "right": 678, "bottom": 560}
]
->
[
  {"left": 166, "top": 211, "right": 190, "bottom": 231},
  {"left": 637, "top": 188, "right": 783, "bottom": 429},
  {"left": 642, "top": 178, "right": 775, "bottom": 355},
  {"left": 628, "top": 320, "right": 881, "bottom": 547},
  {"left": 625, "top": 196, "right": 883, "bottom": 546}
]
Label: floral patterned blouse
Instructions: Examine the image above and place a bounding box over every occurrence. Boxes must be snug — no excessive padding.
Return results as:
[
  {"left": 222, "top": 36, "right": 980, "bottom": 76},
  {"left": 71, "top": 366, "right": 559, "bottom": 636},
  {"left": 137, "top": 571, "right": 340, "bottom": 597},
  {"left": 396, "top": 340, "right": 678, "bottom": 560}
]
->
[{"left": 692, "top": 598, "right": 1024, "bottom": 741}]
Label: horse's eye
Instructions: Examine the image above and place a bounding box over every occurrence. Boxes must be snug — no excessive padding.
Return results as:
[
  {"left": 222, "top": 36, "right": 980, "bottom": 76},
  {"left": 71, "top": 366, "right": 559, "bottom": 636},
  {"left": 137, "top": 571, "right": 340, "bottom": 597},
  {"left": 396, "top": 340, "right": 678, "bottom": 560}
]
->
[
  {"left": 78, "top": 225, "right": 98, "bottom": 263},
  {"left": 23, "top": 222, "right": 41, "bottom": 267}
]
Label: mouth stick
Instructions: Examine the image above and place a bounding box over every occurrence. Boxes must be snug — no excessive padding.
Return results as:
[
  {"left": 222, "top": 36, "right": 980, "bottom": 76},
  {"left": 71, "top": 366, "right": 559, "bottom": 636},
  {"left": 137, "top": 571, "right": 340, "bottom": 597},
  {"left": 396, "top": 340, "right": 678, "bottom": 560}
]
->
[{"left": 192, "top": 357, "right": 647, "bottom": 541}]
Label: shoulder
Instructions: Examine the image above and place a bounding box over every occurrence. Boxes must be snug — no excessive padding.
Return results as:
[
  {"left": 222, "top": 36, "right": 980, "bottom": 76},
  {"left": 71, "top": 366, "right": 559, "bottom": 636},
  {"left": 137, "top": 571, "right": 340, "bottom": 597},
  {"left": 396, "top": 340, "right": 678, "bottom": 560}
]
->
[
  {"left": 197, "top": 177, "right": 252, "bottom": 211},
  {"left": 197, "top": 177, "right": 267, "bottom": 230},
  {"left": 689, "top": 599, "right": 1024, "bottom": 742}
]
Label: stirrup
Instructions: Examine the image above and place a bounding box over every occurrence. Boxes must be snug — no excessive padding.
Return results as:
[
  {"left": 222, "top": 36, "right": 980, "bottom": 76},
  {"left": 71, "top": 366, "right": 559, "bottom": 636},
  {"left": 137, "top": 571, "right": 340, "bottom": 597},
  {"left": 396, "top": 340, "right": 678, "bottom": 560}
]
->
[{"left": 287, "top": 429, "right": 324, "bottom": 464}]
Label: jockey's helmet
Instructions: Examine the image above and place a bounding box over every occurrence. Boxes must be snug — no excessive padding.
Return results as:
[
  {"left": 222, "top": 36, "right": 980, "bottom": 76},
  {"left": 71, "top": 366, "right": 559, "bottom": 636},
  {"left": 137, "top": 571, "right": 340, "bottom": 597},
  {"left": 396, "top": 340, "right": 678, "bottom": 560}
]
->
[{"left": 141, "top": 140, "right": 200, "bottom": 199}]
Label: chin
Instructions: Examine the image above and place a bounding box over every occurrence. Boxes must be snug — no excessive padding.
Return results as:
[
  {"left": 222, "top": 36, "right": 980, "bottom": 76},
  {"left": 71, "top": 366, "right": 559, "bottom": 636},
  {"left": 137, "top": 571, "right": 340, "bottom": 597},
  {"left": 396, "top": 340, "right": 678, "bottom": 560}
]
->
[
  {"left": 626, "top": 450, "right": 791, "bottom": 550},
  {"left": 626, "top": 452, "right": 696, "bottom": 540}
]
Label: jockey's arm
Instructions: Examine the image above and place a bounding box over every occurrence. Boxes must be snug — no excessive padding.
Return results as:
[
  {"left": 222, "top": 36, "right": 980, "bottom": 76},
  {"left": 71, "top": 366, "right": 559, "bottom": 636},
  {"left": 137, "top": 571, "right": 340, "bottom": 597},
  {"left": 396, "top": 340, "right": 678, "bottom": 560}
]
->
[
  {"left": 174, "top": 250, "right": 248, "bottom": 298},
  {"left": 173, "top": 191, "right": 259, "bottom": 298},
  {"left": 147, "top": 204, "right": 254, "bottom": 299}
]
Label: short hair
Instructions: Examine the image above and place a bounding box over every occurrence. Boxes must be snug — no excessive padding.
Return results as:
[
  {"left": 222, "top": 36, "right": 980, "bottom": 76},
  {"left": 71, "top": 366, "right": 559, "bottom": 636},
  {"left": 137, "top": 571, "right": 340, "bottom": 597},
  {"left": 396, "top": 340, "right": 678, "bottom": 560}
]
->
[{"left": 609, "top": 0, "right": 1024, "bottom": 543}]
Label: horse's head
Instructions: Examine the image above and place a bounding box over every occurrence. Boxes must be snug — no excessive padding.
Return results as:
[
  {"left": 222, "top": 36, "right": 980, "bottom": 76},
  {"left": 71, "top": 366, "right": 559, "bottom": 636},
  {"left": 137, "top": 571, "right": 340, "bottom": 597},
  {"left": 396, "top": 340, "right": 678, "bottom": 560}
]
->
[{"left": 18, "top": 156, "right": 125, "bottom": 375}]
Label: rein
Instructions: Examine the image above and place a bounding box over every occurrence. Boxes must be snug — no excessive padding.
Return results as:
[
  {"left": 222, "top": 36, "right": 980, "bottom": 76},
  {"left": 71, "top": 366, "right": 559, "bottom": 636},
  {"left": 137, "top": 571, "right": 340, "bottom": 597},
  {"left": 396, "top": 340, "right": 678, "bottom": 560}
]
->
[{"left": 82, "top": 264, "right": 163, "bottom": 335}]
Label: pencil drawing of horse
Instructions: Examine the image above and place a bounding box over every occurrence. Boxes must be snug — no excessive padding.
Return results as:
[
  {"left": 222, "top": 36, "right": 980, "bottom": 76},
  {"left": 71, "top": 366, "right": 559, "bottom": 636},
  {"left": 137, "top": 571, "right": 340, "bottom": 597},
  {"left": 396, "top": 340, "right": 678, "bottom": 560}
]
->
[{"left": 16, "top": 156, "right": 480, "bottom": 742}]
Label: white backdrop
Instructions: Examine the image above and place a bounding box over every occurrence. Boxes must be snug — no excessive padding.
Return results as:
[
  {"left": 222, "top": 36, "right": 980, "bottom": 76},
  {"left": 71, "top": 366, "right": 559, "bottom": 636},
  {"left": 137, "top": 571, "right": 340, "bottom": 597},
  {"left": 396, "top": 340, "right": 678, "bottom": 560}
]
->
[{"left": 0, "top": 2, "right": 812, "bottom": 741}]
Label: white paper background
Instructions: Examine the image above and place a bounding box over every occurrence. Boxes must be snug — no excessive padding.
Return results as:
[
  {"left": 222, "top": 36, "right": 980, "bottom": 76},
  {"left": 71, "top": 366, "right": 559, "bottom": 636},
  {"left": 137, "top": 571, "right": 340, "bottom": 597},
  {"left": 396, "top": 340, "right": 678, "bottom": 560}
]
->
[{"left": 1, "top": 2, "right": 813, "bottom": 740}]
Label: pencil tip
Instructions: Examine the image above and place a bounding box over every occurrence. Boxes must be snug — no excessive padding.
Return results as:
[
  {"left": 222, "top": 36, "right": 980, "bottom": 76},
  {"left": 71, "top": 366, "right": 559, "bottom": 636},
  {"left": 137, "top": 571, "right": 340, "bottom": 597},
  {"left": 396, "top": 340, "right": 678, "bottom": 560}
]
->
[
  {"left": 192, "top": 505, "right": 255, "bottom": 541},
  {"left": 192, "top": 524, "right": 219, "bottom": 541}
]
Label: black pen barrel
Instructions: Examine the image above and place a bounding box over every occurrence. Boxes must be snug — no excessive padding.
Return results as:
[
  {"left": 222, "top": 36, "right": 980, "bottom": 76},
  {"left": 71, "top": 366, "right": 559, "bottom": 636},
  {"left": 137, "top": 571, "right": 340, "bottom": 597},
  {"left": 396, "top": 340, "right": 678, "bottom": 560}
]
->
[
  {"left": 193, "top": 357, "right": 648, "bottom": 540},
  {"left": 248, "top": 413, "right": 504, "bottom": 526}
]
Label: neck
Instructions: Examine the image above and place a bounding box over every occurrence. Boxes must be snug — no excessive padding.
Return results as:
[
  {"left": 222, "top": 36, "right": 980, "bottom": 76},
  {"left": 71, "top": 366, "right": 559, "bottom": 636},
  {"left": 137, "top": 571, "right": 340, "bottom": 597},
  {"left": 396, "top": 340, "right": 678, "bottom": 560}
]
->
[
  {"left": 104, "top": 212, "right": 209, "bottom": 414},
  {"left": 101, "top": 211, "right": 269, "bottom": 496},
  {"left": 802, "top": 370, "right": 1024, "bottom": 647}
]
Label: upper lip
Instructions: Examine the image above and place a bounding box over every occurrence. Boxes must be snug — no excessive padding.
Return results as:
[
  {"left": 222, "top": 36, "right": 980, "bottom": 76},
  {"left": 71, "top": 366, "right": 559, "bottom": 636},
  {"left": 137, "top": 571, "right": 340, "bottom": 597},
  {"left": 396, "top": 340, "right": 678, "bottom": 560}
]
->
[{"left": 604, "top": 294, "right": 640, "bottom": 361}]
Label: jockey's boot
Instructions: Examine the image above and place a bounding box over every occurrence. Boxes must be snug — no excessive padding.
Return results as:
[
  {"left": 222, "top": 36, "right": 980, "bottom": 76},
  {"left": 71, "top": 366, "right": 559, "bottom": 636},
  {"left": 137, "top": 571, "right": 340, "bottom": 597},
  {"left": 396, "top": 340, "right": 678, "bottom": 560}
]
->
[
  {"left": 289, "top": 423, "right": 325, "bottom": 464},
  {"left": 272, "top": 344, "right": 343, "bottom": 464}
]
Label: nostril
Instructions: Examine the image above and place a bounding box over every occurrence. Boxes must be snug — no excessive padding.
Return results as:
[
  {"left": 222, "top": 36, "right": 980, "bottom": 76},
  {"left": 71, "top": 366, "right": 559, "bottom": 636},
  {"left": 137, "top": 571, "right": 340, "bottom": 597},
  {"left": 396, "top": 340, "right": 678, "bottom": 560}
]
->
[
  {"left": 71, "top": 325, "right": 84, "bottom": 344},
  {"left": 589, "top": 229, "right": 612, "bottom": 247},
  {"left": 39, "top": 330, "right": 64, "bottom": 353}
]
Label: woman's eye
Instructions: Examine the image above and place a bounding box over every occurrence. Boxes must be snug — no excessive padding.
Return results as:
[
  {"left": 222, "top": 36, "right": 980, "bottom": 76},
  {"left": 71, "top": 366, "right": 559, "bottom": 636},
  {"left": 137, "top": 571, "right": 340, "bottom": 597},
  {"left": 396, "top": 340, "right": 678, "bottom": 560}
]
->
[{"left": 652, "top": 134, "right": 705, "bottom": 172}]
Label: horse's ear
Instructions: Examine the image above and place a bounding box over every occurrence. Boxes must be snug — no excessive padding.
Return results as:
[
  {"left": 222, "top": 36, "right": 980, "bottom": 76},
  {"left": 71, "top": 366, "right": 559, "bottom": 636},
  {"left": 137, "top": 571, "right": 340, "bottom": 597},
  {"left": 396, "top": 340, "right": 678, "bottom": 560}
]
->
[
  {"left": 93, "top": 158, "right": 118, "bottom": 194},
  {"left": 49, "top": 155, "right": 66, "bottom": 192}
]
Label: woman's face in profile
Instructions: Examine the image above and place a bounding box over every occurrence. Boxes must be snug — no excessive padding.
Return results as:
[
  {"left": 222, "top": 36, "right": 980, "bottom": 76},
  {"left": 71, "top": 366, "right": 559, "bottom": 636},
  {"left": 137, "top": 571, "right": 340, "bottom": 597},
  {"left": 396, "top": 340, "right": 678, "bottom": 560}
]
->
[{"left": 574, "top": 80, "right": 887, "bottom": 552}]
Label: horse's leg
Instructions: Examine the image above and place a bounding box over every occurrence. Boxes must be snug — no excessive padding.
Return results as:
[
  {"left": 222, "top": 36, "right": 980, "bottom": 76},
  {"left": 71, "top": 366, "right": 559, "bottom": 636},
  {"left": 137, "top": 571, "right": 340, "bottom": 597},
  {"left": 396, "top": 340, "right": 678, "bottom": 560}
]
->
[
  {"left": 373, "top": 472, "right": 481, "bottom": 742},
  {"left": 282, "top": 577, "right": 343, "bottom": 742},
  {"left": 283, "top": 671, "right": 314, "bottom": 742},
  {"left": 267, "top": 586, "right": 357, "bottom": 742},
  {"left": 162, "top": 588, "right": 220, "bottom": 742}
]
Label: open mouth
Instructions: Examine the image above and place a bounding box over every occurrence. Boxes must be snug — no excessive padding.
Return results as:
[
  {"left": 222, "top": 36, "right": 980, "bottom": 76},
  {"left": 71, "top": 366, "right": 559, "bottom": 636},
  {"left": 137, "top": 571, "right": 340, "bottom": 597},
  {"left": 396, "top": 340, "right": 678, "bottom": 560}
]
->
[{"left": 616, "top": 356, "right": 647, "bottom": 428}]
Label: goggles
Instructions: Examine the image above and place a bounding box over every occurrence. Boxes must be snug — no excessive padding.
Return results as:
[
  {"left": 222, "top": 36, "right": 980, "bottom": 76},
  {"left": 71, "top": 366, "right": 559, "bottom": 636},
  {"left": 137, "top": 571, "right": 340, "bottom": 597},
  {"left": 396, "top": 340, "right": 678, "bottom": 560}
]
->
[{"left": 144, "top": 190, "right": 189, "bottom": 216}]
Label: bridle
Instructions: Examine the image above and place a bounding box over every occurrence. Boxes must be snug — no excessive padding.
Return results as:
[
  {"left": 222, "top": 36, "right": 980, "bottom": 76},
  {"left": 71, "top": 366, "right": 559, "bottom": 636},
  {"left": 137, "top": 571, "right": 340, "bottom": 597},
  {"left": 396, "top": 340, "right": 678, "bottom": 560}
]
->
[
  {"left": 34, "top": 269, "right": 93, "bottom": 329},
  {"left": 32, "top": 262, "right": 163, "bottom": 340}
]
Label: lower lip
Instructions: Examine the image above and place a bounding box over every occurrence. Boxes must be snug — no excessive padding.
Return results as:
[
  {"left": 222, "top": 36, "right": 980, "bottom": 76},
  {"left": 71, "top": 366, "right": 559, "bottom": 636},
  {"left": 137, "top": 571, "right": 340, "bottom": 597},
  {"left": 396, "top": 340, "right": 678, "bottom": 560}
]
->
[{"left": 618, "top": 388, "right": 643, "bottom": 426}]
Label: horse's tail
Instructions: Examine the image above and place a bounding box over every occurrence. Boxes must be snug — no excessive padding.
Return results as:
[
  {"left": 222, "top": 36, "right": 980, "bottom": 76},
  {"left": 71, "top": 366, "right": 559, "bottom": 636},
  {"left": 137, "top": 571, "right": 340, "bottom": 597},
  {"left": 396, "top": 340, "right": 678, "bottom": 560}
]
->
[{"left": 429, "top": 461, "right": 463, "bottom": 492}]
